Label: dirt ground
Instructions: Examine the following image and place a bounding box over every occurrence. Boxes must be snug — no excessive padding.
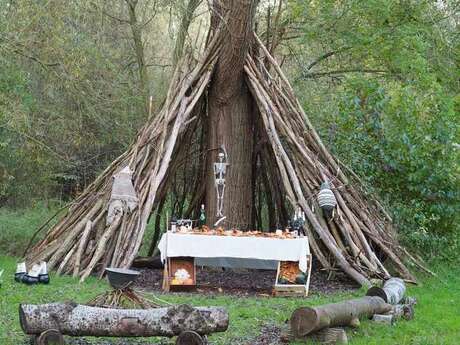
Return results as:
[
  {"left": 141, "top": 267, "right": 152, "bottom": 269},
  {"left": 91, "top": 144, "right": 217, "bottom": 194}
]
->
[{"left": 135, "top": 265, "right": 358, "bottom": 296}]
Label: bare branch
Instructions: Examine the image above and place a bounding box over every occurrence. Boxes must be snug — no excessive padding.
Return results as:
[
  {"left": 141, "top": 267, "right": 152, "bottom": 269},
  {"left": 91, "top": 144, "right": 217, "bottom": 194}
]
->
[{"left": 301, "top": 68, "right": 389, "bottom": 78}]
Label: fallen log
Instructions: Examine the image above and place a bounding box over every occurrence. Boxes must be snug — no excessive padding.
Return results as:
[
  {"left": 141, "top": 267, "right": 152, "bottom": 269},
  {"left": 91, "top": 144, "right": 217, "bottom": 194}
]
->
[
  {"left": 366, "top": 277, "right": 406, "bottom": 304},
  {"left": 290, "top": 296, "right": 391, "bottom": 337},
  {"left": 20, "top": 303, "right": 228, "bottom": 337}
]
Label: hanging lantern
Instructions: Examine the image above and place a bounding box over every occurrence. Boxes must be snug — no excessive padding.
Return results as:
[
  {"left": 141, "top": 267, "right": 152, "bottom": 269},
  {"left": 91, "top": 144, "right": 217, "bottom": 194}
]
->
[{"left": 317, "top": 181, "right": 337, "bottom": 218}]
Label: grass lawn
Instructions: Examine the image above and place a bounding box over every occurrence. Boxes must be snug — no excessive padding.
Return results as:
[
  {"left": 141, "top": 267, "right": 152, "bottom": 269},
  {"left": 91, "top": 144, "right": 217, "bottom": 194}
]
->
[{"left": 1, "top": 255, "right": 459, "bottom": 345}]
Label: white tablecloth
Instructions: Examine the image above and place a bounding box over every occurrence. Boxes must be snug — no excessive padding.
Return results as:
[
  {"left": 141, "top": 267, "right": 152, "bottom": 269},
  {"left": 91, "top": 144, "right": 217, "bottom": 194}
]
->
[{"left": 158, "top": 233, "right": 310, "bottom": 273}]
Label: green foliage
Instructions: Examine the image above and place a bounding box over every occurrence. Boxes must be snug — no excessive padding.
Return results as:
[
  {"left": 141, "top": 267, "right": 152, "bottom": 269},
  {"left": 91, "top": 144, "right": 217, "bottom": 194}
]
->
[{"left": 332, "top": 79, "right": 459, "bottom": 255}]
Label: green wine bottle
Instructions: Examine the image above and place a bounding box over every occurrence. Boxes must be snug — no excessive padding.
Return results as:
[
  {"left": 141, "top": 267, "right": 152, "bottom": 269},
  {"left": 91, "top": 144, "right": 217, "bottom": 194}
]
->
[{"left": 199, "top": 204, "right": 206, "bottom": 227}]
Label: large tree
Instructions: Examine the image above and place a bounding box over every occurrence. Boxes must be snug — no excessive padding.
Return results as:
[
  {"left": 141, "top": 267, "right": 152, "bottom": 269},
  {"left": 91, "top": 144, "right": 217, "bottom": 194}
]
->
[{"left": 205, "top": 0, "right": 258, "bottom": 228}]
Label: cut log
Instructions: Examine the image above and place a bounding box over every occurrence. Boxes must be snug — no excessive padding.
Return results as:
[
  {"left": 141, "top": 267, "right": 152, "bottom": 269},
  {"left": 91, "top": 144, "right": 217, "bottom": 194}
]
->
[
  {"left": 36, "top": 329, "right": 64, "bottom": 345},
  {"left": 308, "top": 327, "right": 348, "bottom": 344},
  {"left": 372, "top": 314, "right": 395, "bottom": 325},
  {"left": 280, "top": 327, "right": 348, "bottom": 344},
  {"left": 388, "top": 297, "right": 417, "bottom": 321},
  {"left": 290, "top": 296, "right": 391, "bottom": 337},
  {"left": 366, "top": 277, "right": 406, "bottom": 304},
  {"left": 176, "top": 330, "right": 204, "bottom": 345},
  {"left": 403, "top": 296, "right": 417, "bottom": 306},
  {"left": 20, "top": 303, "right": 228, "bottom": 337}
]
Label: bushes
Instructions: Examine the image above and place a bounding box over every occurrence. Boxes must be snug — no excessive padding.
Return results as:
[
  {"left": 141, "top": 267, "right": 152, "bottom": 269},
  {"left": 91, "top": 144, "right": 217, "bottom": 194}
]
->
[{"left": 324, "top": 78, "right": 459, "bottom": 255}]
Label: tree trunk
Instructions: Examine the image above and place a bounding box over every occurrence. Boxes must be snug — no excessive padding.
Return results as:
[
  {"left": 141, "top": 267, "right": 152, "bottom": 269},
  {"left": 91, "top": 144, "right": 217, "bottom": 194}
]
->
[
  {"left": 126, "top": 0, "right": 150, "bottom": 109},
  {"left": 20, "top": 303, "right": 228, "bottom": 337},
  {"left": 173, "top": 0, "right": 201, "bottom": 67},
  {"left": 205, "top": 0, "right": 257, "bottom": 229},
  {"left": 290, "top": 296, "right": 391, "bottom": 338}
]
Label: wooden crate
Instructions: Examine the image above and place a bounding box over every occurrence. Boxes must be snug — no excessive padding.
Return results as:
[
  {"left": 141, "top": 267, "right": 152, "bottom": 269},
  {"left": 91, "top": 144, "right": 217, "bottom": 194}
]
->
[
  {"left": 163, "top": 256, "right": 196, "bottom": 292},
  {"left": 273, "top": 255, "right": 312, "bottom": 297}
]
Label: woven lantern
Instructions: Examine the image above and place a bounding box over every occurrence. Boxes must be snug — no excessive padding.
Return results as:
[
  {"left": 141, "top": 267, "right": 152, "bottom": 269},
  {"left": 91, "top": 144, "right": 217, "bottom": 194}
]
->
[{"left": 317, "top": 181, "right": 337, "bottom": 218}]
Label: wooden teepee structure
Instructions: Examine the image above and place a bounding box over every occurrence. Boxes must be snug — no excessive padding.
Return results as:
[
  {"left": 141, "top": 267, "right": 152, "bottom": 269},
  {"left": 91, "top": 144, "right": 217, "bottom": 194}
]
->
[{"left": 26, "top": 22, "right": 423, "bottom": 287}]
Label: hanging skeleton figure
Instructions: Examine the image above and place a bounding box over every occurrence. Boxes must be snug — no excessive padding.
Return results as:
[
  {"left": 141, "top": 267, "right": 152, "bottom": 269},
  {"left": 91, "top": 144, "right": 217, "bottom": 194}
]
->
[{"left": 213, "top": 146, "right": 229, "bottom": 226}]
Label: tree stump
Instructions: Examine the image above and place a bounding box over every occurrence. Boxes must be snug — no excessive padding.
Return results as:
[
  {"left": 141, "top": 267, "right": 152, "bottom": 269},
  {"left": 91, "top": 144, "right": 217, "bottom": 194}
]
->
[
  {"left": 280, "top": 327, "right": 348, "bottom": 344},
  {"left": 176, "top": 330, "right": 204, "bottom": 345},
  {"left": 36, "top": 329, "right": 64, "bottom": 345},
  {"left": 309, "top": 327, "right": 348, "bottom": 344}
]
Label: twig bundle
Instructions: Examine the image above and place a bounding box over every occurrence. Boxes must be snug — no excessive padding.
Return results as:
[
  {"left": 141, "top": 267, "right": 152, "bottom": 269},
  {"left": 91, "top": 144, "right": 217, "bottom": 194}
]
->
[{"left": 87, "top": 288, "right": 169, "bottom": 309}]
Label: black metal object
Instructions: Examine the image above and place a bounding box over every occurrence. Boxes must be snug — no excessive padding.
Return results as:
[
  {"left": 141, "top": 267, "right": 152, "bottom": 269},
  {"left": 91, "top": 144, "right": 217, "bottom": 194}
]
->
[{"left": 105, "top": 267, "right": 140, "bottom": 289}]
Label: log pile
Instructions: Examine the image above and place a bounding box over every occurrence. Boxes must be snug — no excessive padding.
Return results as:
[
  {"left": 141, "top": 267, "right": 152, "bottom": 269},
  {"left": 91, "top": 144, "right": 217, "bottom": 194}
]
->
[
  {"left": 24, "top": 24, "right": 427, "bottom": 286},
  {"left": 288, "top": 279, "right": 417, "bottom": 344}
]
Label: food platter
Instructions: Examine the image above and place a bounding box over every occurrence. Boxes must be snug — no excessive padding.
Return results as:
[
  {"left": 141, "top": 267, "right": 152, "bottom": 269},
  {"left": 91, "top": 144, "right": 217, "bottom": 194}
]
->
[{"left": 173, "top": 225, "right": 298, "bottom": 239}]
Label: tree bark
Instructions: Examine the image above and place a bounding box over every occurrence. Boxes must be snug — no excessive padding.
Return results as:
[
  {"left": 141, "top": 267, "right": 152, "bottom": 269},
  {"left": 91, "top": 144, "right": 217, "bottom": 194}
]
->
[
  {"left": 20, "top": 303, "right": 228, "bottom": 337},
  {"left": 205, "top": 0, "right": 257, "bottom": 229},
  {"left": 290, "top": 296, "right": 391, "bottom": 337}
]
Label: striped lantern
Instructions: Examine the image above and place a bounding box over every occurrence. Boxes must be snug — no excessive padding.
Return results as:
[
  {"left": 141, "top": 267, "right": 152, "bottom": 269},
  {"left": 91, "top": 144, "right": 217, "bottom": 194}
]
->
[{"left": 317, "top": 181, "right": 337, "bottom": 218}]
